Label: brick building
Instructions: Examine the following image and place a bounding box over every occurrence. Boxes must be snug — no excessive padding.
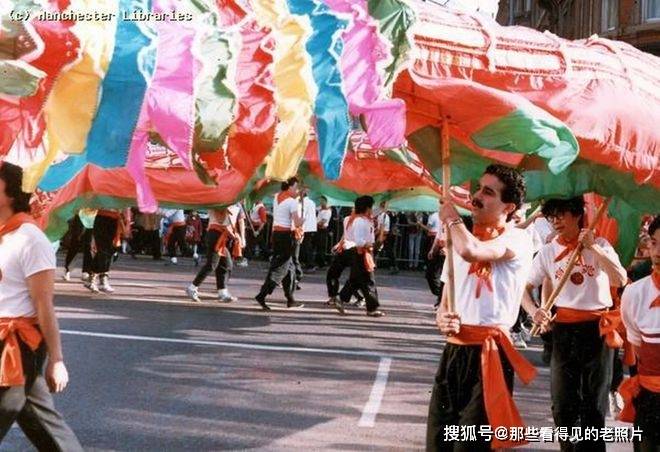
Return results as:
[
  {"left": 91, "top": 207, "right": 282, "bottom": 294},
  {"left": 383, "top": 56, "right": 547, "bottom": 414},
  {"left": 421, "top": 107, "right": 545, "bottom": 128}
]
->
[{"left": 496, "top": 0, "right": 660, "bottom": 55}]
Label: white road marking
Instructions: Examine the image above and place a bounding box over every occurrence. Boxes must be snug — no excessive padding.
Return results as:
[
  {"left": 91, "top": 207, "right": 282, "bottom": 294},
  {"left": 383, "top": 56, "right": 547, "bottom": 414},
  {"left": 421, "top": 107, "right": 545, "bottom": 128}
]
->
[
  {"left": 358, "top": 357, "right": 392, "bottom": 427},
  {"left": 60, "top": 329, "right": 386, "bottom": 359}
]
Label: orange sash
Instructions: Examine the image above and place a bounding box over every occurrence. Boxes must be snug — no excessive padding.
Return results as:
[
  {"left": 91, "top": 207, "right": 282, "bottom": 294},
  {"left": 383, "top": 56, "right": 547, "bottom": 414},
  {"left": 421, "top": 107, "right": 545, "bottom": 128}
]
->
[
  {"left": 209, "top": 224, "right": 242, "bottom": 258},
  {"left": 448, "top": 325, "right": 537, "bottom": 449},
  {"left": 0, "top": 213, "right": 37, "bottom": 241},
  {"left": 554, "top": 236, "right": 584, "bottom": 265},
  {"left": 0, "top": 317, "right": 43, "bottom": 387},
  {"left": 467, "top": 225, "right": 504, "bottom": 299},
  {"left": 357, "top": 246, "right": 376, "bottom": 272},
  {"left": 618, "top": 375, "right": 660, "bottom": 423},
  {"left": 554, "top": 307, "right": 624, "bottom": 348},
  {"left": 163, "top": 221, "right": 186, "bottom": 247}
]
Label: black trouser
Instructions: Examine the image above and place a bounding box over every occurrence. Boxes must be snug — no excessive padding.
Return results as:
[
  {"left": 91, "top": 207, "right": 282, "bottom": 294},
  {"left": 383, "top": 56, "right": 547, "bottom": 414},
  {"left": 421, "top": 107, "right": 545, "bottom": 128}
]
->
[
  {"left": 338, "top": 248, "right": 379, "bottom": 312},
  {"left": 611, "top": 348, "right": 624, "bottom": 391},
  {"left": 300, "top": 232, "right": 315, "bottom": 268},
  {"left": 511, "top": 308, "right": 528, "bottom": 334},
  {"left": 633, "top": 387, "right": 660, "bottom": 451},
  {"left": 425, "top": 252, "right": 444, "bottom": 300},
  {"left": 167, "top": 225, "right": 187, "bottom": 258},
  {"left": 426, "top": 343, "right": 514, "bottom": 452},
  {"left": 379, "top": 234, "right": 397, "bottom": 269},
  {"left": 91, "top": 215, "right": 118, "bottom": 275},
  {"left": 422, "top": 234, "right": 435, "bottom": 268},
  {"left": 0, "top": 339, "right": 82, "bottom": 451},
  {"left": 326, "top": 250, "right": 353, "bottom": 297},
  {"left": 258, "top": 231, "right": 296, "bottom": 300},
  {"left": 64, "top": 217, "right": 93, "bottom": 274},
  {"left": 292, "top": 240, "right": 302, "bottom": 283},
  {"left": 245, "top": 227, "right": 266, "bottom": 259},
  {"left": 192, "top": 230, "right": 233, "bottom": 290},
  {"left": 551, "top": 321, "right": 613, "bottom": 452},
  {"left": 315, "top": 229, "right": 329, "bottom": 267}
]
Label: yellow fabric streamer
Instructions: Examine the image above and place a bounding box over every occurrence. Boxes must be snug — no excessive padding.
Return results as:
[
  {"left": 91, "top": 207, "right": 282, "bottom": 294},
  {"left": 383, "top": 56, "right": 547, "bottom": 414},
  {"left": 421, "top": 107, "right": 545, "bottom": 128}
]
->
[
  {"left": 23, "top": 0, "right": 117, "bottom": 192},
  {"left": 250, "top": 0, "right": 316, "bottom": 181}
]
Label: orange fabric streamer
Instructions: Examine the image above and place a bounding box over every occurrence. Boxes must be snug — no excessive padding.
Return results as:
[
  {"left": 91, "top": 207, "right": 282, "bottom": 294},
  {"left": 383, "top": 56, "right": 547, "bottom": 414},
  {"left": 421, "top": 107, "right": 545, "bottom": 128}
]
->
[
  {"left": 467, "top": 225, "right": 504, "bottom": 299},
  {"left": 618, "top": 375, "right": 660, "bottom": 423},
  {"left": 0, "top": 317, "right": 43, "bottom": 387},
  {"left": 0, "top": 213, "right": 37, "bottom": 241},
  {"left": 555, "top": 307, "right": 624, "bottom": 348},
  {"left": 448, "top": 325, "right": 537, "bottom": 449}
]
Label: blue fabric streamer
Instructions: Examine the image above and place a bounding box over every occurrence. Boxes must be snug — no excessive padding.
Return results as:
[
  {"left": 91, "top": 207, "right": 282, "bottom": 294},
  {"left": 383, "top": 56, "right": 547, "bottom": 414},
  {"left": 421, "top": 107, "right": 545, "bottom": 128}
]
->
[{"left": 287, "top": 0, "right": 350, "bottom": 180}]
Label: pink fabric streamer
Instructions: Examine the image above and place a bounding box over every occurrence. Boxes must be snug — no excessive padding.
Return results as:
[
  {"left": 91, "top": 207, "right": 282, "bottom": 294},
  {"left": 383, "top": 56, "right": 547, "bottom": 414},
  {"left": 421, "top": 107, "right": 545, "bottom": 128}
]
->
[
  {"left": 127, "top": 0, "right": 196, "bottom": 212},
  {"left": 323, "top": 0, "right": 405, "bottom": 149}
]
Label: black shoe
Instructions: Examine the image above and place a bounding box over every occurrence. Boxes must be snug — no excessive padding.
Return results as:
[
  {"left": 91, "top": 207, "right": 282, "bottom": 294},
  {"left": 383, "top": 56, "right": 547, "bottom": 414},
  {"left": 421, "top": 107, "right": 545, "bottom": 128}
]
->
[
  {"left": 295, "top": 284, "right": 302, "bottom": 291},
  {"left": 255, "top": 294, "right": 271, "bottom": 311},
  {"left": 542, "top": 345, "right": 552, "bottom": 365},
  {"left": 287, "top": 301, "right": 305, "bottom": 309}
]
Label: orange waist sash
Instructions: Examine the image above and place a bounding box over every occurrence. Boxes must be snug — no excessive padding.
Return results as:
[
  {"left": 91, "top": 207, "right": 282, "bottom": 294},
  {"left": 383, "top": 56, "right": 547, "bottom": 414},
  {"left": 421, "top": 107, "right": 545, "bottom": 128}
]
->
[
  {"left": 447, "top": 325, "right": 537, "bottom": 449},
  {"left": 0, "top": 317, "right": 42, "bottom": 387},
  {"left": 554, "top": 307, "right": 623, "bottom": 349}
]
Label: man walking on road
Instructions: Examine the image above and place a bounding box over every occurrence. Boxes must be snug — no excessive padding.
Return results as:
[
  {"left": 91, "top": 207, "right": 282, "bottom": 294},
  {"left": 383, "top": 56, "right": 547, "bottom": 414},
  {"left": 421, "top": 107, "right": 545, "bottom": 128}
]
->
[{"left": 0, "top": 162, "right": 82, "bottom": 450}]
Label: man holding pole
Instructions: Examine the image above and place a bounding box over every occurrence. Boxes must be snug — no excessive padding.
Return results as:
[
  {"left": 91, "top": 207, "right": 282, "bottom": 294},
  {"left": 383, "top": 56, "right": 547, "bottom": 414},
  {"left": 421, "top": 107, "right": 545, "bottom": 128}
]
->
[
  {"left": 427, "top": 164, "right": 536, "bottom": 451},
  {"left": 521, "top": 196, "right": 627, "bottom": 452}
]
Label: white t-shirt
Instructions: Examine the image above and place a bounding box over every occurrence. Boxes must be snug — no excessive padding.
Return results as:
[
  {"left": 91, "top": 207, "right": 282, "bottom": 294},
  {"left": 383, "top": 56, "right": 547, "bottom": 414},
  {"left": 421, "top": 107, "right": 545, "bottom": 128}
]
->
[
  {"left": 160, "top": 209, "right": 185, "bottom": 223},
  {"left": 621, "top": 275, "right": 660, "bottom": 347},
  {"left": 427, "top": 212, "right": 441, "bottom": 235},
  {"left": 441, "top": 226, "right": 533, "bottom": 328},
  {"left": 344, "top": 216, "right": 374, "bottom": 250},
  {"left": 528, "top": 237, "right": 621, "bottom": 311},
  {"left": 302, "top": 198, "right": 317, "bottom": 233},
  {"left": 0, "top": 224, "right": 56, "bottom": 318},
  {"left": 209, "top": 204, "right": 242, "bottom": 228},
  {"left": 377, "top": 212, "right": 390, "bottom": 233},
  {"left": 317, "top": 207, "right": 332, "bottom": 229},
  {"left": 250, "top": 202, "right": 267, "bottom": 226},
  {"left": 273, "top": 196, "right": 299, "bottom": 229}
]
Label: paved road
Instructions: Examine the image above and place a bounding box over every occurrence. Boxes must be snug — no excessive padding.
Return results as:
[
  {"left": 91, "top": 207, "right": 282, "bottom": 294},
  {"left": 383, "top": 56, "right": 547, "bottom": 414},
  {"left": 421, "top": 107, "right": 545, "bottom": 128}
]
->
[{"left": 0, "top": 256, "right": 633, "bottom": 451}]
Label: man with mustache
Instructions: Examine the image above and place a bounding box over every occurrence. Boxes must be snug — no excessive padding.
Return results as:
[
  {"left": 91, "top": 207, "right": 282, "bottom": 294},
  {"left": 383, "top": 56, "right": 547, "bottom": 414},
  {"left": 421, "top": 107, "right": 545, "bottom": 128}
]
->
[
  {"left": 522, "top": 197, "right": 627, "bottom": 452},
  {"left": 0, "top": 162, "right": 82, "bottom": 449},
  {"left": 427, "top": 164, "right": 536, "bottom": 451},
  {"left": 619, "top": 214, "right": 660, "bottom": 450}
]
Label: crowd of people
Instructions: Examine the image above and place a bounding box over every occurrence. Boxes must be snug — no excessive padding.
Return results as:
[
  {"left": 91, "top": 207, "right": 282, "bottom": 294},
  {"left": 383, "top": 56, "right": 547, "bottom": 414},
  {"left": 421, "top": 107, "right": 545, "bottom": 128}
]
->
[{"left": 0, "top": 160, "right": 658, "bottom": 450}]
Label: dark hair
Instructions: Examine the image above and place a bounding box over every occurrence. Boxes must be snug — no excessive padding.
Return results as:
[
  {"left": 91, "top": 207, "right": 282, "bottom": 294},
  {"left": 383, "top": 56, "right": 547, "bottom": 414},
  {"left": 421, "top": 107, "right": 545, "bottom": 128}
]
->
[
  {"left": 355, "top": 195, "right": 374, "bottom": 214},
  {"left": 0, "top": 161, "right": 31, "bottom": 213},
  {"left": 541, "top": 196, "right": 586, "bottom": 228},
  {"left": 483, "top": 165, "right": 526, "bottom": 220},
  {"left": 320, "top": 196, "right": 327, "bottom": 202},
  {"left": 649, "top": 215, "right": 660, "bottom": 237},
  {"left": 281, "top": 177, "right": 299, "bottom": 192}
]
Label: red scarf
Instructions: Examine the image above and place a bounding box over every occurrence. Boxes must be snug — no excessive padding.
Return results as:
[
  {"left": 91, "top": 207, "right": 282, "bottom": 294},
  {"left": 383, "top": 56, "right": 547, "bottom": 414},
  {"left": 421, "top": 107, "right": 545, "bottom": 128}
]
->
[
  {"left": 276, "top": 191, "right": 294, "bottom": 204},
  {"left": 651, "top": 270, "right": 660, "bottom": 308},
  {"left": 467, "top": 225, "right": 504, "bottom": 299},
  {"left": 554, "top": 234, "right": 585, "bottom": 265},
  {"left": 0, "top": 213, "right": 37, "bottom": 242}
]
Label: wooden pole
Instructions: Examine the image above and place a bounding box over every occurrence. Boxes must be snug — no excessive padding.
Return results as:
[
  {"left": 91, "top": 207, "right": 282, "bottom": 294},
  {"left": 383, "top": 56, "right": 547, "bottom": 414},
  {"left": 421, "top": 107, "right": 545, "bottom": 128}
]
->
[
  {"left": 531, "top": 198, "right": 611, "bottom": 336},
  {"left": 441, "top": 117, "right": 455, "bottom": 312}
]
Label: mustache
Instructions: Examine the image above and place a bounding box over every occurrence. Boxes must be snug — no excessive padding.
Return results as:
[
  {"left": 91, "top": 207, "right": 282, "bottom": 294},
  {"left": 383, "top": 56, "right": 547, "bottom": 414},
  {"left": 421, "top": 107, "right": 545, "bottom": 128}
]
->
[{"left": 471, "top": 199, "right": 483, "bottom": 209}]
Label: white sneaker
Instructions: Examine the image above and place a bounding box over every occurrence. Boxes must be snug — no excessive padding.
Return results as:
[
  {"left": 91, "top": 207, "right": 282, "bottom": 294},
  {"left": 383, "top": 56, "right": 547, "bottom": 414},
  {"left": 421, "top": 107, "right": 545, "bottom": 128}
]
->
[
  {"left": 62, "top": 271, "right": 71, "bottom": 282},
  {"left": 236, "top": 258, "right": 248, "bottom": 268},
  {"left": 81, "top": 272, "right": 90, "bottom": 283},
  {"left": 512, "top": 332, "right": 527, "bottom": 349},
  {"left": 608, "top": 391, "right": 624, "bottom": 419},
  {"left": 186, "top": 285, "right": 201, "bottom": 302},
  {"left": 99, "top": 275, "right": 115, "bottom": 293},
  {"left": 170, "top": 257, "right": 178, "bottom": 265},
  {"left": 87, "top": 275, "right": 100, "bottom": 293},
  {"left": 218, "top": 294, "right": 237, "bottom": 303},
  {"left": 520, "top": 325, "right": 532, "bottom": 343}
]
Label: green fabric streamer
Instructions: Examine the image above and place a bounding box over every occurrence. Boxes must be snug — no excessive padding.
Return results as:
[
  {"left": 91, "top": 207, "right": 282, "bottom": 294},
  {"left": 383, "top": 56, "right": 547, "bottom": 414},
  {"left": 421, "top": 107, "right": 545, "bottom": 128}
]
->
[
  {"left": 368, "top": 0, "right": 415, "bottom": 86},
  {"left": 0, "top": 60, "right": 45, "bottom": 97}
]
